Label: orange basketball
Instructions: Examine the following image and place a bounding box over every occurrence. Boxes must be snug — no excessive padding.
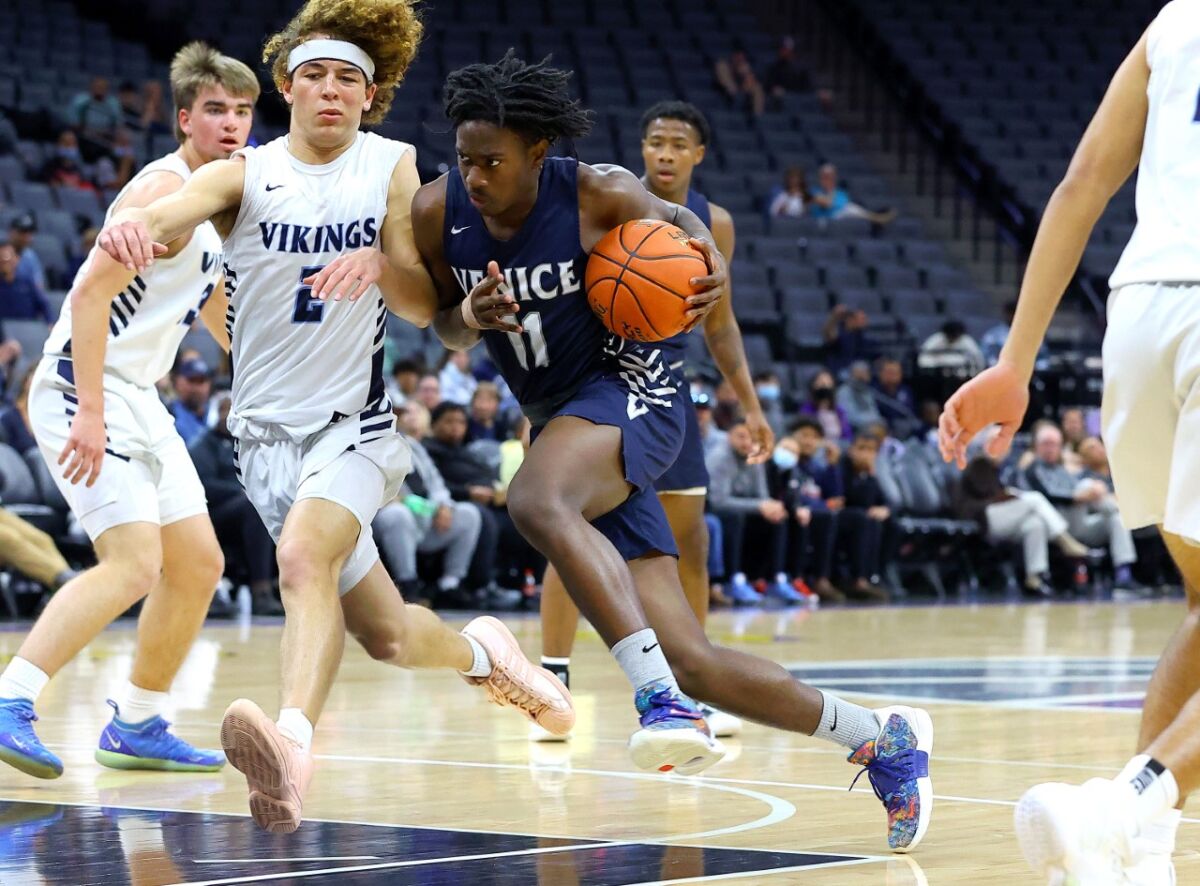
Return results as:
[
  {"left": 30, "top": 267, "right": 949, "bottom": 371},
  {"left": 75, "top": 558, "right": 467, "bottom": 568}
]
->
[{"left": 585, "top": 219, "right": 710, "bottom": 342}]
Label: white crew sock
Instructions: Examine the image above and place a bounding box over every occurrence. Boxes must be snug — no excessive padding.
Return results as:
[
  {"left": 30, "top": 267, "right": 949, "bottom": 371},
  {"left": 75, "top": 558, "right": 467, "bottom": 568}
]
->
[
  {"left": 813, "top": 689, "right": 882, "bottom": 751},
  {"left": 1119, "top": 756, "right": 1180, "bottom": 830},
  {"left": 0, "top": 657, "right": 49, "bottom": 704},
  {"left": 1119, "top": 754, "right": 1184, "bottom": 848},
  {"left": 461, "top": 634, "right": 492, "bottom": 678},
  {"left": 611, "top": 629, "right": 678, "bottom": 692},
  {"left": 276, "top": 708, "right": 314, "bottom": 751},
  {"left": 115, "top": 681, "right": 169, "bottom": 725}
]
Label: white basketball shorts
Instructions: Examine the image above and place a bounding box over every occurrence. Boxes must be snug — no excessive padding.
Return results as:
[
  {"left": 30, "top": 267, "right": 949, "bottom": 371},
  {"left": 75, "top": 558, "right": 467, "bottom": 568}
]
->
[
  {"left": 233, "top": 405, "right": 411, "bottom": 595},
  {"left": 28, "top": 357, "right": 208, "bottom": 540},
  {"left": 1103, "top": 282, "right": 1200, "bottom": 542}
]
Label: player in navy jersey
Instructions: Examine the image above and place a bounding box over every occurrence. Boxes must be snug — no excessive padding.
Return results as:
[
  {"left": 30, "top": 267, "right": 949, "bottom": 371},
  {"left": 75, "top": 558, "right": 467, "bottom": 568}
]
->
[
  {"left": 536, "top": 101, "right": 786, "bottom": 743},
  {"left": 412, "top": 53, "right": 936, "bottom": 849}
]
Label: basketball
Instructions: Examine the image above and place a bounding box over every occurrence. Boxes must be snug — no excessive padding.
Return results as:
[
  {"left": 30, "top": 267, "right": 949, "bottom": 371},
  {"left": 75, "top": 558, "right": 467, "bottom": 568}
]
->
[{"left": 585, "top": 219, "right": 711, "bottom": 342}]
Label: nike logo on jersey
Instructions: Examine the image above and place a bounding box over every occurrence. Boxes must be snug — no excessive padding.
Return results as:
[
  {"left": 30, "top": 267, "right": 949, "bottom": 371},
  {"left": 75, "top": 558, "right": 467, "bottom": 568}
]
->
[
  {"left": 266, "top": 184, "right": 285, "bottom": 192},
  {"left": 451, "top": 225, "right": 471, "bottom": 235}
]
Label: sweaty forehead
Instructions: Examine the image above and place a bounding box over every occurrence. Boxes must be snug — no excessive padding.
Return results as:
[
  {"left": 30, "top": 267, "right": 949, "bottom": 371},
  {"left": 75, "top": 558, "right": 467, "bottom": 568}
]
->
[{"left": 645, "top": 117, "right": 699, "bottom": 143}]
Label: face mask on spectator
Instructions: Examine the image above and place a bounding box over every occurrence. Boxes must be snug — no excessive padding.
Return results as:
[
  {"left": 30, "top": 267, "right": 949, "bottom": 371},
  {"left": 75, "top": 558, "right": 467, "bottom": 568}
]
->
[
  {"left": 756, "top": 383, "right": 780, "bottom": 401},
  {"left": 772, "top": 446, "right": 799, "bottom": 470},
  {"left": 57, "top": 146, "right": 82, "bottom": 163},
  {"left": 812, "top": 385, "right": 835, "bottom": 401}
]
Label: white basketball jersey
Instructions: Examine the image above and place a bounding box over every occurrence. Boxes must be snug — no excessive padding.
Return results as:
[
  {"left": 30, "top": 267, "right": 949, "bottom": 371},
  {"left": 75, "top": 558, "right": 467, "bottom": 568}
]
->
[
  {"left": 223, "top": 132, "right": 411, "bottom": 439},
  {"left": 44, "top": 153, "right": 224, "bottom": 388},
  {"left": 1109, "top": 0, "right": 1200, "bottom": 289}
]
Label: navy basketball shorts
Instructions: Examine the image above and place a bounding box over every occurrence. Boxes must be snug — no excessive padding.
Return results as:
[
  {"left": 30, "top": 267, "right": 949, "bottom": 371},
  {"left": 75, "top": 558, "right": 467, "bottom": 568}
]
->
[
  {"left": 535, "top": 371, "right": 684, "bottom": 560},
  {"left": 653, "top": 395, "right": 709, "bottom": 495}
]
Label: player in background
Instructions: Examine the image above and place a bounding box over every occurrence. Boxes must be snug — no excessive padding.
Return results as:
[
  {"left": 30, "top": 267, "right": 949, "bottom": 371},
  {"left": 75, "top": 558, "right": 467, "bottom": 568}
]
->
[
  {"left": 0, "top": 42, "right": 256, "bottom": 780},
  {"left": 535, "top": 101, "right": 777, "bottom": 743},
  {"left": 938, "top": 4, "right": 1200, "bottom": 880},
  {"left": 95, "top": 1, "right": 572, "bottom": 834},
  {"left": 412, "top": 53, "right": 934, "bottom": 851}
]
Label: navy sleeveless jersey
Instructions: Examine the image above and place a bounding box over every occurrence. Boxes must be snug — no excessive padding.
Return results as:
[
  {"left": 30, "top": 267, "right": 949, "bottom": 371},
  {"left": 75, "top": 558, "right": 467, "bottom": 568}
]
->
[
  {"left": 444, "top": 158, "right": 606, "bottom": 412},
  {"left": 657, "top": 188, "right": 712, "bottom": 367}
]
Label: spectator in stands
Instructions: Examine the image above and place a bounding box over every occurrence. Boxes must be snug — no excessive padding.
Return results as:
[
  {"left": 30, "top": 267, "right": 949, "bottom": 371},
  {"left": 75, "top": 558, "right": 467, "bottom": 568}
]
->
[
  {"left": 714, "top": 50, "right": 766, "bottom": 117},
  {"left": 438, "top": 349, "right": 477, "bottom": 405},
  {"left": 873, "top": 357, "right": 919, "bottom": 438},
  {"left": 753, "top": 369, "right": 786, "bottom": 436},
  {"left": 468, "top": 381, "right": 509, "bottom": 442},
  {"left": 65, "top": 77, "right": 122, "bottom": 158},
  {"left": 9, "top": 214, "right": 44, "bottom": 291},
  {"left": 799, "top": 369, "right": 851, "bottom": 441},
  {"left": 1078, "top": 436, "right": 1114, "bottom": 490},
  {"left": 189, "top": 392, "right": 282, "bottom": 615},
  {"left": 139, "top": 80, "right": 170, "bottom": 135},
  {"left": 764, "top": 37, "right": 813, "bottom": 100},
  {"left": 918, "top": 319, "right": 985, "bottom": 375},
  {"left": 117, "top": 81, "right": 143, "bottom": 132},
  {"left": 375, "top": 403, "right": 483, "bottom": 603},
  {"left": 1060, "top": 407, "right": 1087, "bottom": 472},
  {"left": 809, "top": 163, "right": 896, "bottom": 226},
  {"left": 167, "top": 357, "right": 212, "bottom": 445},
  {"left": 0, "top": 505, "right": 77, "bottom": 595},
  {"left": 793, "top": 417, "right": 886, "bottom": 601},
  {"left": 823, "top": 304, "right": 870, "bottom": 374},
  {"left": 415, "top": 373, "right": 441, "bottom": 411},
  {"left": 0, "top": 366, "right": 37, "bottom": 455},
  {"left": 837, "top": 360, "right": 883, "bottom": 432},
  {"left": 841, "top": 432, "right": 895, "bottom": 596},
  {"left": 40, "top": 130, "right": 97, "bottom": 193},
  {"left": 0, "top": 110, "right": 17, "bottom": 157},
  {"left": 0, "top": 241, "right": 51, "bottom": 323},
  {"left": 66, "top": 226, "right": 100, "bottom": 284},
  {"left": 707, "top": 421, "right": 797, "bottom": 603},
  {"left": 93, "top": 129, "right": 136, "bottom": 191},
  {"left": 1023, "top": 422, "right": 1139, "bottom": 589},
  {"left": 956, "top": 447, "right": 1088, "bottom": 597},
  {"left": 696, "top": 395, "right": 727, "bottom": 463},
  {"left": 769, "top": 434, "right": 839, "bottom": 603},
  {"left": 387, "top": 358, "right": 423, "bottom": 405},
  {"left": 398, "top": 399, "right": 430, "bottom": 439},
  {"left": 768, "top": 166, "right": 809, "bottom": 219},
  {"left": 712, "top": 378, "right": 742, "bottom": 430},
  {"left": 424, "top": 402, "right": 520, "bottom": 606}
]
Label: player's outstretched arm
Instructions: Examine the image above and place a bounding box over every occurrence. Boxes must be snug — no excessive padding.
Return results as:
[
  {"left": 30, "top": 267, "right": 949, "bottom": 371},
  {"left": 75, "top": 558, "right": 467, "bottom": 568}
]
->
[
  {"left": 99, "top": 159, "right": 245, "bottom": 271},
  {"left": 580, "top": 164, "right": 727, "bottom": 329},
  {"left": 700, "top": 203, "right": 772, "bottom": 463},
  {"left": 304, "top": 149, "right": 439, "bottom": 327},
  {"left": 938, "top": 30, "right": 1150, "bottom": 468}
]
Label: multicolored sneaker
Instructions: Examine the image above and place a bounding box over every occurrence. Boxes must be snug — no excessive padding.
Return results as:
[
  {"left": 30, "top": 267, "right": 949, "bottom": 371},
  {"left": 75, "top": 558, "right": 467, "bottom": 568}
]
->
[
  {"left": 0, "top": 697, "right": 62, "bottom": 779},
  {"left": 628, "top": 681, "right": 726, "bottom": 776},
  {"left": 848, "top": 705, "right": 933, "bottom": 852},
  {"left": 95, "top": 701, "right": 224, "bottom": 772}
]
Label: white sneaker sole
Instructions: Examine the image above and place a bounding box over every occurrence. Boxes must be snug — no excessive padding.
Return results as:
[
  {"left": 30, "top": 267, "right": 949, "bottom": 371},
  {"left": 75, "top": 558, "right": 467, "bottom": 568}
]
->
[
  {"left": 628, "top": 727, "right": 726, "bottom": 776},
  {"left": 875, "top": 704, "right": 934, "bottom": 853}
]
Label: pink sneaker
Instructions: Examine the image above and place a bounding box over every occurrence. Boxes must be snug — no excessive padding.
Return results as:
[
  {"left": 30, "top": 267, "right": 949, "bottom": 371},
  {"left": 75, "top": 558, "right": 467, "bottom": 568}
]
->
[
  {"left": 220, "top": 699, "right": 315, "bottom": 834},
  {"left": 461, "top": 616, "right": 575, "bottom": 735}
]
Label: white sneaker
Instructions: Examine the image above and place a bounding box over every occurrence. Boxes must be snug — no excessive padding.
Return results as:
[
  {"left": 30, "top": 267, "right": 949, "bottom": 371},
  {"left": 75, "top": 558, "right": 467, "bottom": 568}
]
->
[
  {"left": 1124, "top": 852, "right": 1174, "bottom": 886},
  {"left": 529, "top": 721, "right": 570, "bottom": 743},
  {"left": 699, "top": 705, "right": 742, "bottom": 738},
  {"left": 1015, "top": 779, "right": 1138, "bottom": 884}
]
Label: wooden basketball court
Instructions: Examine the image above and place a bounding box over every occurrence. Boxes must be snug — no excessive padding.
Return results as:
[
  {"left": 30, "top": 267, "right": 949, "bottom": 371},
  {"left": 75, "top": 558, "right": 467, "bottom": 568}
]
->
[{"left": 0, "top": 598, "right": 1192, "bottom": 884}]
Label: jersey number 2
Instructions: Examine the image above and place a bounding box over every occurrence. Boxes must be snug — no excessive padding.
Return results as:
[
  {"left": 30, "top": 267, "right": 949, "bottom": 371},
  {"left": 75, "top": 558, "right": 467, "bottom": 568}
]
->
[
  {"left": 506, "top": 311, "right": 549, "bottom": 370},
  {"left": 294, "top": 265, "right": 326, "bottom": 323}
]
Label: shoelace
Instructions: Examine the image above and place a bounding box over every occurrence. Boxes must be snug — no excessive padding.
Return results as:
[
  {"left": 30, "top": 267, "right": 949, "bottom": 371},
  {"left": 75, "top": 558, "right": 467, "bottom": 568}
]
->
[
  {"left": 639, "top": 690, "right": 703, "bottom": 728},
  {"left": 122, "top": 718, "right": 195, "bottom": 754},
  {"left": 484, "top": 661, "right": 548, "bottom": 717},
  {"left": 849, "top": 746, "right": 919, "bottom": 803}
]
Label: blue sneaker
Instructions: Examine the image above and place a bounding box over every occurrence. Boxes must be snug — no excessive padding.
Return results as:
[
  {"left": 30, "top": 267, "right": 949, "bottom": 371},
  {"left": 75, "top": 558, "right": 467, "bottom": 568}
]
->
[
  {"left": 0, "top": 697, "right": 62, "bottom": 779},
  {"left": 95, "top": 701, "right": 225, "bottom": 772},
  {"left": 765, "top": 577, "right": 807, "bottom": 605},
  {"left": 848, "top": 705, "right": 934, "bottom": 852},
  {"left": 628, "top": 681, "right": 725, "bottom": 776},
  {"left": 728, "top": 575, "right": 760, "bottom": 605}
]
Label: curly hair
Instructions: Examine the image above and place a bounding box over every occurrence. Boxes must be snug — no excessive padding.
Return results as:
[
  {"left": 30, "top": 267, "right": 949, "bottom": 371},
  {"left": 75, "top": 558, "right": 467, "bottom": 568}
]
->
[
  {"left": 443, "top": 51, "right": 592, "bottom": 144},
  {"left": 262, "top": 0, "right": 423, "bottom": 125}
]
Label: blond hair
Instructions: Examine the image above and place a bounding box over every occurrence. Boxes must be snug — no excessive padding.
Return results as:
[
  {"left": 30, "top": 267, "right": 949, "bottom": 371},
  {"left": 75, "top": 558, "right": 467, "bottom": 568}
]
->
[
  {"left": 170, "top": 41, "right": 261, "bottom": 143},
  {"left": 262, "top": 0, "right": 423, "bottom": 126}
]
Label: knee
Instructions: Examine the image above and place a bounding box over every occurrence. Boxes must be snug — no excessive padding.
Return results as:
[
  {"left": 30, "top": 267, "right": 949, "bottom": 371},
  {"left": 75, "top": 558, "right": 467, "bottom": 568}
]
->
[
  {"left": 355, "top": 619, "right": 410, "bottom": 665},
  {"left": 506, "top": 476, "right": 560, "bottom": 542},
  {"left": 276, "top": 538, "right": 332, "bottom": 594},
  {"left": 191, "top": 535, "right": 225, "bottom": 591},
  {"left": 111, "top": 547, "right": 163, "bottom": 601}
]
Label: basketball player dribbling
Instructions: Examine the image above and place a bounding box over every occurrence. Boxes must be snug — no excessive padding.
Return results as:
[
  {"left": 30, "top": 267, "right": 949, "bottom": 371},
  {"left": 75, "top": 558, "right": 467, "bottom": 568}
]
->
[
  {"left": 535, "top": 100, "right": 778, "bottom": 745},
  {"left": 96, "top": 0, "right": 572, "bottom": 833},
  {"left": 0, "top": 42, "right": 257, "bottom": 781},
  {"left": 411, "top": 52, "right": 935, "bottom": 851},
  {"left": 939, "top": 3, "right": 1200, "bottom": 879}
]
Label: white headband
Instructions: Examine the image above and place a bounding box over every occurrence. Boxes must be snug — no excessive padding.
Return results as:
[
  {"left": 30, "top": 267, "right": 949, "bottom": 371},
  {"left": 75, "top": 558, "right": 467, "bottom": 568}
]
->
[{"left": 287, "top": 39, "right": 375, "bottom": 82}]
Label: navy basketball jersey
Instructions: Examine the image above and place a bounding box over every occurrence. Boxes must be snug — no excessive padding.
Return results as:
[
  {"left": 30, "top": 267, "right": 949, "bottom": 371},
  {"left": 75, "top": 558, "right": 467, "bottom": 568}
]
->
[
  {"left": 657, "top": 188, "right": 712, "bottom": 368},
  {"left": 444, "top": 158, "right": 606, "bottom": 413}
]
